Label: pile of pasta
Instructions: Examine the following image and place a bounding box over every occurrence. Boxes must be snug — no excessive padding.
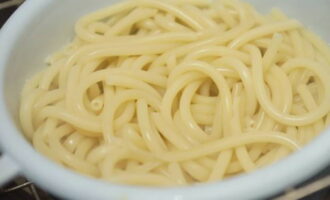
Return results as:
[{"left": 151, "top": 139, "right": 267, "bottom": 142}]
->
[{"left": 20, "top": 0, "right": 330, "bottom": 186}]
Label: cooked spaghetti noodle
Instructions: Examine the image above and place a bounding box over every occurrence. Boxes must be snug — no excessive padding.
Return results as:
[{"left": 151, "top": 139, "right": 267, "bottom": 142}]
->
[{"left": 20, "top": 0, "right": 330, "bottom": 186}]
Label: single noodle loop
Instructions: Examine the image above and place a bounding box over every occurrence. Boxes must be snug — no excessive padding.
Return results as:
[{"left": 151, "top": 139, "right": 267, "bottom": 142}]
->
[{"left": 20, "top": 0, "right": 330, "bottom": 186}]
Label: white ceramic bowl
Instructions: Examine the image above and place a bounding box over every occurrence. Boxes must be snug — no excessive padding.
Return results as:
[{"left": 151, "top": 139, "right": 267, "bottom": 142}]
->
[{"left": 0, "top": 0, "right": 330, "bottom": 199}]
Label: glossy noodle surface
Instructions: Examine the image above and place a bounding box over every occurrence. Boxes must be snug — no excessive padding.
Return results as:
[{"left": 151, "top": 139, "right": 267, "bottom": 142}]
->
[{"left": 20, "top": 0, "right": 330, "bottom": 186}]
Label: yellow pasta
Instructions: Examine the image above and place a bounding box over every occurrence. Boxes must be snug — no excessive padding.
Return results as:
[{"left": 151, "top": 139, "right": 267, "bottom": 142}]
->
[{"left": 19, "top": 0, "right": 330, "bottom": 186}]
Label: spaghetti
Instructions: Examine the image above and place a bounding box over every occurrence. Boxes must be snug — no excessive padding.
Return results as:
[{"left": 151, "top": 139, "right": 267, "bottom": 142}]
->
[{"left": 20, "top": 0, "right": 330, "bottom": 186}]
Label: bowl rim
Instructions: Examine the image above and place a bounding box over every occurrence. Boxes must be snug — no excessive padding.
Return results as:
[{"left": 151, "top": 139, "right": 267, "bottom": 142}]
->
[{"left": 0, "top": 0, "right": 330, "bottom": 199}]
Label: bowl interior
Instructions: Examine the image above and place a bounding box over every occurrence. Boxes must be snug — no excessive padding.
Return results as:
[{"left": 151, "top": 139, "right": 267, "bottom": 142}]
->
[
  {"left": 4, "top": 0, "right": 122, "bottom": 126},
  {"left": 4, "top": 0, "right": 330, "bottom": 129}
]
